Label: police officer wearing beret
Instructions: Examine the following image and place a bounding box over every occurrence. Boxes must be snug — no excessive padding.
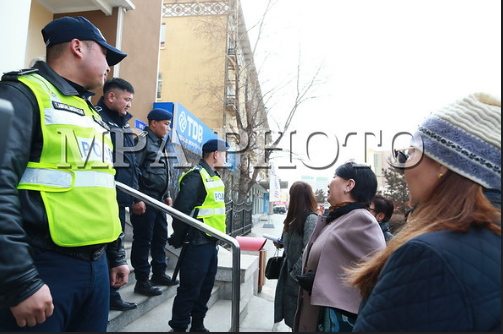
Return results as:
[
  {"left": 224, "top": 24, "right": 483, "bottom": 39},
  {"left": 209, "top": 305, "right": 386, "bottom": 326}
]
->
[
  {"left": 131, "top": 108, "right": 179, "bottom": 297},
  {"left": 168, "top": 139, "right": 230, "bottom": 332}
]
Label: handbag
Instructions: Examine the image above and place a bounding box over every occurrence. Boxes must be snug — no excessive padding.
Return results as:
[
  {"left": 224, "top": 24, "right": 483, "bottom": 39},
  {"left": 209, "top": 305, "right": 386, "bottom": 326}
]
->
[{"left": 265, "top": 250, "right": 284, "bottom": 280}]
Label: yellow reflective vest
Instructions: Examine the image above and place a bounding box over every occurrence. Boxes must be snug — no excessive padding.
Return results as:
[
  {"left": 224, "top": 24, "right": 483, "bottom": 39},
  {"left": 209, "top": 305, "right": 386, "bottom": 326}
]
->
[
  {"left": 16, "top": 73, "right": 122, "bottom": 247},
  {"left": 180, "top": 166, "right": 227, "bottom": 234}
]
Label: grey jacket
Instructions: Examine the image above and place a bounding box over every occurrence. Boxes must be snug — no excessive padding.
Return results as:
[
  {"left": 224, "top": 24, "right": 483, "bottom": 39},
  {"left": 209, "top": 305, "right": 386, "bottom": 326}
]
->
[{"left": 274, "top": 213, "right": 318, "bottom": 328}]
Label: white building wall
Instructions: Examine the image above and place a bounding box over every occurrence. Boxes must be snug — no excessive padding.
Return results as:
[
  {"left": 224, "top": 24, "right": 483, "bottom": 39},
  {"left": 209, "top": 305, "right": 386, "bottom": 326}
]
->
[{"left": 0, "top": 0, "right": 31, "bottom": 74}]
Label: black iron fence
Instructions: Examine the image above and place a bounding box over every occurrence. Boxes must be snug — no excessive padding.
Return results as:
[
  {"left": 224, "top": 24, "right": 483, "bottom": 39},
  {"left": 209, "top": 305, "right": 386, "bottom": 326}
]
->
[{"left": 226, "top": 201, "right": 253, "bottom": 238}]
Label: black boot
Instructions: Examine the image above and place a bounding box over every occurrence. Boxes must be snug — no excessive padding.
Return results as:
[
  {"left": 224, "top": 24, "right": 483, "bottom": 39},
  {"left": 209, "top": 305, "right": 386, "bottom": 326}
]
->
[
  {"left": 190, "top": 318, "right": 209, "bottom": 332},
  {"left": 134, "top": 280, "right": 162, "bottom": 296},
  {"left": 151, "top": 273, "right": 179, "bottom": 286},
  {"left": 110, "top": 297, "right": 137, "bottom": 311}
]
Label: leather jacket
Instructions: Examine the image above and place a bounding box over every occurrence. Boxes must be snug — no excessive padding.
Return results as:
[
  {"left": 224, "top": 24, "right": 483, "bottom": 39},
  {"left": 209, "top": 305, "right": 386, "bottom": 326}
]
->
[
  {"left": 135, "top": 127, "right": 170, "bottom": 200},
  {"left": 0, "top": 61, "right": 126, "bottom": 308},
  {"left": 97, "top": 98, "right": 141, "bottom": 208}
]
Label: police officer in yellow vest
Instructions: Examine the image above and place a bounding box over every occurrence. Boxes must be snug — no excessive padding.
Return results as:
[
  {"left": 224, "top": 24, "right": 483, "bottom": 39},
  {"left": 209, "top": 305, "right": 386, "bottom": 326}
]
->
[
  {"left": 168, "top": 138, "right": 230, "bottom": 332},
  {"left": 0, "top": 17, "right": 128, "bottom": 331}
]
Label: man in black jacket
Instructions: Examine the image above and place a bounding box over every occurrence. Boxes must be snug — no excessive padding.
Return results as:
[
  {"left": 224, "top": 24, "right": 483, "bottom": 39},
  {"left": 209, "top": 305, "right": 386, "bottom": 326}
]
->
[
  {"left": 131, "top": 108, "right": 179, "bottom": 297},
  {"left": 97, "top": 78, "right": 140, "bottom": 311},
  {"left": 0, "top": 16, "right": 128, "bottom": 331}
]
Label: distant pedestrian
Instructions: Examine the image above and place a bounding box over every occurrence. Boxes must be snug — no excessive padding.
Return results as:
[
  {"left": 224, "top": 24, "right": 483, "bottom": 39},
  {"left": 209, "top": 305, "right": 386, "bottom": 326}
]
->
[
  {"left": 368, "top": 195, "right": 395, "bottom": 243},
  {"left": 348, "top": 93, "right": 501, "bottom": 332},
  {"left": 294, "top": 162, "right": 386, "bottom": 332},
  {"left": 274, "top": 181, "right": 319, "bottom": 329},
  {"left": 317, "top": 205, "right": 325, "bottom": 216}
]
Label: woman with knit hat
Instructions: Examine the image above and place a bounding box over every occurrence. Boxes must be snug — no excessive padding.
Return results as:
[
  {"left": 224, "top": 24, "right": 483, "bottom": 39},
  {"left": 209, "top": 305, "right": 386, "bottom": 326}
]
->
[{"left": 348, "top": 93, "right": 501, "bottom": 332}]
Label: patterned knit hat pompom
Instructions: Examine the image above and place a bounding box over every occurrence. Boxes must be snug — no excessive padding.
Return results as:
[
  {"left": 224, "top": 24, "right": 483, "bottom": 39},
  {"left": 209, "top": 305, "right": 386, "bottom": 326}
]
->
[{"left": 413, "top": 93, "right": 501, "bottom": 191}]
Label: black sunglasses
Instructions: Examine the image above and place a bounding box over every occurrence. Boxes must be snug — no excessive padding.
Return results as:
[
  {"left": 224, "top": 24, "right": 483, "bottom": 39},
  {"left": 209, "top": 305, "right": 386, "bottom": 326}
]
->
[
  {"left": 394, "top": 149, "right": 410, "bottom": 164},
  {"left": 386, "top": 148, "right": 412, "bottom": 175}
]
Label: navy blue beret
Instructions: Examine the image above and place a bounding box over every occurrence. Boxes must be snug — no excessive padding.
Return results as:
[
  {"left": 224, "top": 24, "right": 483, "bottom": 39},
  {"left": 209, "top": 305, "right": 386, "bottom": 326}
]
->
[
  {"left": 203, "top": 139, "right": 230, "bottom": 153},
  {"left": 42, "top": 16, "right": 127, "bottom": 66},
  {"left": 147, "top": 108, "right": 173, "bottom": 121}
]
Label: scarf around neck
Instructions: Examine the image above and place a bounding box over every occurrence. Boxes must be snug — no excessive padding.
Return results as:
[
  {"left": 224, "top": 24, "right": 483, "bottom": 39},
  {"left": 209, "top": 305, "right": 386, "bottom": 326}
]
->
[{"left": 327, "top": 202, "right": 366, "bottom": 224}]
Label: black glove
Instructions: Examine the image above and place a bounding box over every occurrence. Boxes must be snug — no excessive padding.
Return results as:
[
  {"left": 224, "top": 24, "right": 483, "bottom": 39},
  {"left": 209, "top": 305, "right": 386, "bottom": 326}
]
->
[
  {"left": 296, "top": 270, "right": 316, "bottom": 295},
  {"left": 168, "top": 233, "right": 184, "bottom": 249}
]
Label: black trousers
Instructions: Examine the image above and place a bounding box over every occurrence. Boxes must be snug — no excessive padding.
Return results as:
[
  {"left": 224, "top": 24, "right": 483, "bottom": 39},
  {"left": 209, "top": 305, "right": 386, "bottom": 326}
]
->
[
  {"left": 0, "top": 249, "right": 109, "bottom": 331},
  {"left": 130, "top": 205, "right": 168, "bottom": 281},
  {"left": 169, "top": 243, "right": 218, "bottom": 330}
]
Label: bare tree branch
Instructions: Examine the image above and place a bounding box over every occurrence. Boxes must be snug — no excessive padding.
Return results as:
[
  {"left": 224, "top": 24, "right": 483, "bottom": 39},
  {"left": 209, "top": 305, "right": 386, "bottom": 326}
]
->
[
  {"left": 271, "top": 59, "right": 325, "bottom": 148},
  {"left": 182, "top": 0, "right": 326, "bottom": 201}
]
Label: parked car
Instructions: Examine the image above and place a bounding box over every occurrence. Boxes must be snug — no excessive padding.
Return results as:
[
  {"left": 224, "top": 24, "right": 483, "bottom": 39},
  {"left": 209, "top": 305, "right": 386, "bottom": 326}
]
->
[{"left": 273, "top": 205, "right": 287, "bottom": 214}]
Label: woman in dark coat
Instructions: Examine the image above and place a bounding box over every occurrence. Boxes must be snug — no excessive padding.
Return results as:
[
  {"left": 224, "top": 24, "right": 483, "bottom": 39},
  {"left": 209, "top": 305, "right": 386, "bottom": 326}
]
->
[
  {"left": 273, "top": 181, "right": 319, "bottom": 329},
  {"left": 348, "top": 93, "right": 501, "bottom": 332}
]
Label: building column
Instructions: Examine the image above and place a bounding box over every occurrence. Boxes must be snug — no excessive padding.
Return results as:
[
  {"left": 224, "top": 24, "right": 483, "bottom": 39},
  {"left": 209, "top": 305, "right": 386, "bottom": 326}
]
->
[{"left": 0, "top": 0, "right": 31, "bottom": 74}]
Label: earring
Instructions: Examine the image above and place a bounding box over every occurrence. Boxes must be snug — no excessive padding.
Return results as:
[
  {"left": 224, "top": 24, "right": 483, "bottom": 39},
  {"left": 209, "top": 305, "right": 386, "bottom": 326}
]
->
[
  {"left": 344, "top": 190, "right": 349, "bottom": 194},
  {"left": 438, "top": 173, "right": 444, "bottom": 179}
]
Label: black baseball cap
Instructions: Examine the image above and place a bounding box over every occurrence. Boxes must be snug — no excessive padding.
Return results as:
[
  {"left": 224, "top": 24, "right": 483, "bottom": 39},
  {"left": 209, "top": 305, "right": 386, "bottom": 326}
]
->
[{"left": 42, "top": 16, "right": 127, "bottom": 66}]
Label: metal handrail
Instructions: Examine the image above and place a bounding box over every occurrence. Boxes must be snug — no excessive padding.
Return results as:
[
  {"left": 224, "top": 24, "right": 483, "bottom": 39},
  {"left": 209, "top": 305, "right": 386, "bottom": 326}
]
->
[{"left": 116, "top": 182, "right": 241, "bottom": 332}]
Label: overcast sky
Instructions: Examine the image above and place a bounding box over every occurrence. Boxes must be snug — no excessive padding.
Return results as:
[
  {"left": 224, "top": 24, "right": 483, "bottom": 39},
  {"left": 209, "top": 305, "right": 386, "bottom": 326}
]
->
[{"left": 240, "top": 0, "right": 501, "bottom": 184}]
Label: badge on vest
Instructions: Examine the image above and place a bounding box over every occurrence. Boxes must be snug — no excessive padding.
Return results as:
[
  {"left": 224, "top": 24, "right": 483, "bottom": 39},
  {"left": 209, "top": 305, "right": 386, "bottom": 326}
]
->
[
  {"left": 214, "top": 192, "right": 225, "bottom": 203},
  {"left": 77, "top": 137, "right": 114, "bottom": 164},
  {"left": 52, "top": 101, "right": 85, "bottom": 116}
]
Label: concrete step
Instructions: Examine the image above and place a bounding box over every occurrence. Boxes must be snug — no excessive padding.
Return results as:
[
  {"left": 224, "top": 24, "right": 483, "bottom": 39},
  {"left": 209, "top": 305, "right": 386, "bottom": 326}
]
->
[
  {"left": 108, "top": 247, "right": 260, "bottom": 332},
  {"left": 108, "top": 240, "right": 182, "bottom": 332},
  {"left": 114, "top": 220, "right": 263, "bottom": 332},
  {"left": 117, "top": 292, "right": 291, "bottom": 332},
  {"left": 122, "top": 241, "right": 179, "bottom": 285},
  {"left": 107, "top": 269, "right": 179, "bottom": 332},
  {"left": 117, "top": 285, "right": 225, "bottom": 332}
]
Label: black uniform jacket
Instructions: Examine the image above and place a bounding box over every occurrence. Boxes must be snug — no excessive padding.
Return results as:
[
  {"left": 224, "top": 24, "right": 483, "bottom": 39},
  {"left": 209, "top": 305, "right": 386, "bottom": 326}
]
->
[
  {"left": 169, "top": 160, "right": 221, "bottom": 248},
  {"left": 97, "top": 98, "right": 140, "bottom": 208},
  {"left": 135, "top": 126, "right": 170, "bottom": 200},
  {"left": 0, "top": 61, "right": 126, "bottom": 308}
]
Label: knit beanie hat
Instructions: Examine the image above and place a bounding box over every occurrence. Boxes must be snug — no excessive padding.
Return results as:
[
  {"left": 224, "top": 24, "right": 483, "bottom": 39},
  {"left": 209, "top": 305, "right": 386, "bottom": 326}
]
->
[{"left": 411, "top": 93, "right": 501, "bottom": 191}]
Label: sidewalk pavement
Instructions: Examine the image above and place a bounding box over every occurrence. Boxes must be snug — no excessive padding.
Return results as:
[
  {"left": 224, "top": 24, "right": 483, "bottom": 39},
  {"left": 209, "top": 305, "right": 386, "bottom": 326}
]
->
[
  {"left": 243, "top": 214, "right": 291, "bottom": 332},
  {"left": 120, "top": 214, "right": 292, "bottom": 332}
]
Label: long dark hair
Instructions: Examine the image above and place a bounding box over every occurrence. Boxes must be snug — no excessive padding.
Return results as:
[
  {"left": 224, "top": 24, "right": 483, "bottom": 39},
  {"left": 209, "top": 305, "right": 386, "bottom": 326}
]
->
[
  {"left": 347, "top": 171, "right": 501, "bottom": 299},
  {"left": 283, "top": 181, "right": 319, "bottom": 235}
]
